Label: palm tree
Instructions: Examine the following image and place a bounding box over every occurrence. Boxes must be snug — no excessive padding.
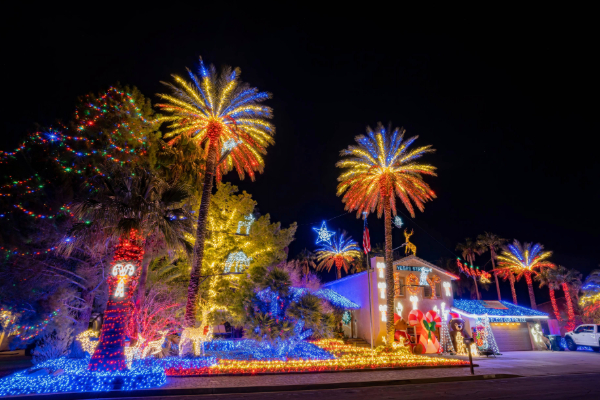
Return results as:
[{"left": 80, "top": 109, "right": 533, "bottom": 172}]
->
[
  {"left": 157, "top": 57, "right": 274, "bottom": 326},
  {"left": 336, "top": 122, "right": 436, "bottom": 344},
  {"left": 582, "top": 269, "right": 600, "bottom": 292},
  {"left": 496, "top": 240, "right": 555, "bottom": 310},
  {"left": 477, "top": 232, "right": 507, "bottom": 301},
  {"left": 456, "top": 238, "right": 485, "bottom": 300},
  {"left": 535, "top": 268, "right": 561, "bottom": 321},
  {"left": 296, "top": 248, "right": 317, "bottom": 277},
  {"left": 315, "top": 232, "right": 361, "bottom": 280},
  {"left": 69, "top": 167, "right": 193, "bottom": 325},
  {"left": 554, "top": 266, "right": 582, "bottom": 330}
]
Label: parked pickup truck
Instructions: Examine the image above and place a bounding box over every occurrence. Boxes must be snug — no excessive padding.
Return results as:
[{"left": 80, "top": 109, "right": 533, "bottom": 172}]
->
[{"left": 564, "top": 324, "right": 600, "bottom": 352}]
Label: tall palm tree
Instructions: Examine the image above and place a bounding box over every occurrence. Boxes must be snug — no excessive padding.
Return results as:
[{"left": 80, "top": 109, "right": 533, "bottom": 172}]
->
[
  {"left": 69, "top": 168, "right": 194, "bottom": 322},
  {"left": 456, "top": 238, "right": 485, "bottom": 300},
  {"left": 157, "top": 57, "right": 274, "bottom": 326},
  {"left": 535, "top": 267, "right": 561, "bottom": 321},
  {"left": 477, "top": 232, "right": 507, "bottom": 301},
  {"left": 315, "top": 231, "right": 362, "bottom": 280},
  {"left": 496, "top": 240, "right": 555, "bottom": 310},
  {"left": 296, "top": 248, "right": 317, "bottom": 277},
  {"left": 582, "top": 269, "right": 600, "bottom": 292},
  {"left": 336, "top": 122, "right": 436, "bottom": 344},
  {"left": 554, "top": 266, "right": 582, "bottom": 330}
]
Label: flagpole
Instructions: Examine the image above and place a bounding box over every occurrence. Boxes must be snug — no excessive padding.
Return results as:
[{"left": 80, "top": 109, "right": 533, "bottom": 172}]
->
[{"left": 363, "top": 212, "right": 374, "bottom": 352}]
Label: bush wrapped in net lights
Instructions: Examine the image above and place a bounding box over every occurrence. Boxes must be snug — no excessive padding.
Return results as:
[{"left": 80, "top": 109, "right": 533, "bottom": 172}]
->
[{"left": 0, "top": 358, "right": 165, "bottom": 397}]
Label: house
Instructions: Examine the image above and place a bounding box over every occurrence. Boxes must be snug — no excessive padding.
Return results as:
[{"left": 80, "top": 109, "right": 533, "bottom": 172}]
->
[
  {"left": 323, "top": 255, "right": 459, "bottom": 347},
  {"left": 451, "top": 299, "right": 549, "bottom": 351}
]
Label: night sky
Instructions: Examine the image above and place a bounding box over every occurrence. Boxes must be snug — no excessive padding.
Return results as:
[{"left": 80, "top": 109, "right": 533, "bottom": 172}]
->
[{"left": 3, "top": 7, "right": 598, "bottom": 304}]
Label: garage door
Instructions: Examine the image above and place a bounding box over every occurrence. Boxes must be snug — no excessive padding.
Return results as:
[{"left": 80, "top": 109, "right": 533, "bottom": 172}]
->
[{"left": 491, "top": 322, "right": 532, "bottom": 352}]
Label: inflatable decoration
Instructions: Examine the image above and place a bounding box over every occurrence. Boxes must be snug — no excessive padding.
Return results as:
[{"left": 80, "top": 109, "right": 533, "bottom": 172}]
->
[{"left": 408, "top": 309, "right": 442, "bottom": 353}]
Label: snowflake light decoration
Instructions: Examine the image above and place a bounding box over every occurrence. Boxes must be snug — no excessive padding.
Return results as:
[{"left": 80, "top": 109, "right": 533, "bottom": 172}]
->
[
  {"left": 394, "top": 216, "right": 403, "bottom": 228},
  {"left": 419, "top": 267, "right": 432, "bottom": 286},
  {"left": 312, "top": 221, "right": 335, "bottom": 245},
  {"left": 221, "top": 138, "right": 240, "bottom": 155}
]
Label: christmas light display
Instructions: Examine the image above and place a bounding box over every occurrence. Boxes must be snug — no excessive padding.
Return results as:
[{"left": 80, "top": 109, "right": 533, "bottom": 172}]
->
[
  {"left": 0, "top": 358, "right": 165, "bottom": 396},
  {"left": 315, "top": 231, "right": 361, "bottom": 279},
  {"left": 379, "top": 304, "right": 387, "bottom": 321},
  {"left": 561, "top": 282, "right": 577, "bottom": 331},
  {"left": 221, "top": 138, "right": 240, "bottom": 155},
  {"left": 141, "top": 330, "right": 169, "bottom": 359},
  {"left": 312, "top": 221, "right": 335, "bottom": 245},
  {"left": 410, "top": 295, "right": 419, "bottom": 310},
  {"left": 393, "top": 216, "right": 403, "bottom": 228},
  {"left": 76, "top": 330, "right": 100, "bottom": 356},
  {"left": 406, "top": 273, "right": 420, "bottom": 296},
  {"left": 378, "top": 282, "right": 387, "bottom": 299},
  {"left": 336, "top": 123, "right": 436, "bottom": 219},
  {"left": 156, "top": 356, "right": 217, "bottom": 376},
  {"left": 125, "top": 334, "right": 145, "bottom": 368},
  {"left": 443, "top": 281, "right": 452, "bottom": 297},
  {"left": 223, "top": 251, "right": 252, "bottom": 273},
  {"left": 395, "top": 302, "right": 404, "bottom": 320},
  {"left": 180, "top": 326, "right": 213, "bottom": 357},
  {"left": 456, "top": 258, "right": 492, "bottom": 283},
  {"left": 474, "top": 315, "right": 500, "bottom": 355},
  {"left": 3, "top": 309, "right": 60, "bottom": 341},
  {"left": 403, "top": 229, "right": 417, "bottom": 256},
  {"left": 496, "top": 240, "right": 555, "bottom": 309},
  {"left": 342, "top": 311, "right": 352, "bottom": 325},
  {"left": 89, "top": 230, "right": 143, "bottom": 372},
  {"left": 438, "top": 303, "right": 455, "bottom": 353},
  {"left": 451, "top": 299, "right": 549, "bottom": 319},
  {"left": 377, "top": 261, "right": 385, "bottom": 278},
  {"left": 236, "top": 214, "right": 255, "bottom": 235}
]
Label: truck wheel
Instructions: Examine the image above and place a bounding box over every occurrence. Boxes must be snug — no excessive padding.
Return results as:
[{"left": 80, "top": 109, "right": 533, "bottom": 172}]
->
[{"left": 565, "top": 337, "right": 578, "bottom": 351}]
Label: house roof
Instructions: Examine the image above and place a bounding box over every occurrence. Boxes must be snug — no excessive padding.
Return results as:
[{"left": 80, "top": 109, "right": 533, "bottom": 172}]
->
[
  {"left": 451, "top": 299, "right": 549, "bottom": 319},
  {"left": 393, "top": 255, "right": 460, "bottom": 280},
  {"left": 257, "top": 287, "right": 360, "bottom": 310}
]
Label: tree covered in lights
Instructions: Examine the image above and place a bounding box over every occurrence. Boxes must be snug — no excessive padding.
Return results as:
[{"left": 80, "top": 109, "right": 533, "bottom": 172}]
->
[
  {"left": 455, "top": 238, "right": 485, "bottom": 300},
  {"left": 580, "top": 269, "right": 600, "bottom": 325},
  {"left": 157, "top": 57, "right": 275, "bottom": 327},
  {"left": 336, "top": 122, "right": 436, "bottom": 344},
  {"left": 496, "top": 240, "right": 555, "bottom": 310},
  {"left": 477, "top": 232, "right": 507, "bottom": 302},
  {"left": 535, "top": 268, "right": 563, "bottom": 322},
  {"left": 315, "top": 231, "right": 361, "bottom": 280},
  {"left": 554, "top": 265, "right": 582, "bottom": 330}
]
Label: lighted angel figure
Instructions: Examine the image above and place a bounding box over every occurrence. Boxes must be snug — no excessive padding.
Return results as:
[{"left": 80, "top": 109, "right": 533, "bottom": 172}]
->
[{"left": 315, "top": 231, "right": 361, "bottom": 279}]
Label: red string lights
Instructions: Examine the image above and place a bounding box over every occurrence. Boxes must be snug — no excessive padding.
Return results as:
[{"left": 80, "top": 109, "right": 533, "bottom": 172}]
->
[{"left": 88, "top": 230, "right": 143, "bottom": 372}]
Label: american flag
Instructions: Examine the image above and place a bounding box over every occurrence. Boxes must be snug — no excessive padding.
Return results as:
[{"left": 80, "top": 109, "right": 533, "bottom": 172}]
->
[{"left": 363, "top": 215, "right": 371, "bottom": 254}]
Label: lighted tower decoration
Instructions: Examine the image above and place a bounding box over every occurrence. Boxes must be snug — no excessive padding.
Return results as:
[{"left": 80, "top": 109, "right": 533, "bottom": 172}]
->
[
  {"left": 89, "top": 230, "right": 143, "bottom": 372},
  {"left": 438, "top": 303, "right": 454, "bottom": 353}
]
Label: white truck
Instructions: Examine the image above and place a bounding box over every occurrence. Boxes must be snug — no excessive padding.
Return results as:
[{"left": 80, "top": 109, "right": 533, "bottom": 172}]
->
[{"left": 564, "top": 324, "right": 599, "bottom": 352}]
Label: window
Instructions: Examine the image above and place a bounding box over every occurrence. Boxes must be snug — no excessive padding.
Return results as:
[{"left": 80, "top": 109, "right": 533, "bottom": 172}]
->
[
  {"left": 423, "top": 285, "right": 432, "bottom": 298},
  {"left": 394, "top": 274, "right": 405, "bottom": 297},
  {"left": 435, "top": 282, "right": 443, "bottom": 298},
  {"left": 574, "top": 326, "right": 586, "bottom": 334},
  {"left": 582, "top": 326, "right": 594, "bottom": 333}
]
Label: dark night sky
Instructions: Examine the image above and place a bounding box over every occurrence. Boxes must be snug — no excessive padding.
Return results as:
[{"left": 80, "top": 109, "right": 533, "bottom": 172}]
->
[{"left": 2, "top": 7, "right": 598, "bottom": 303}]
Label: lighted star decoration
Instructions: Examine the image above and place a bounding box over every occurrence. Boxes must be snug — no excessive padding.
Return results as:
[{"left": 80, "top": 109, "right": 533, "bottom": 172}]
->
[
  {"left": 313, "top": 221, "right": 335, "bottom": 245},
  {"left": 394, "top": 216, "right": 403, "bottom": 228}
]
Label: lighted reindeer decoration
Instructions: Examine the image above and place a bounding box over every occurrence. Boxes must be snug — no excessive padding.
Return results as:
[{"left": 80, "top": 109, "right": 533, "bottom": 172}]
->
[
  {"left": 142, "top": 330, "right": 169, "bottom": 359},
  {"left": 125, "top": 334, "right": 146, "bottom": 368},
  {"left": 404, "top": 229, "right": 417, "bottom": 256}
]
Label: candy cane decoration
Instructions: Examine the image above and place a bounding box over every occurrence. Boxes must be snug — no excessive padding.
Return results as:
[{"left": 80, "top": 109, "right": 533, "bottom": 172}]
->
[
  {"left": 423, "top": 310, "right": 442, "bottom": 353},
  {"left": 112, "top": 263, "right": 135, "bottom": 298},
  {"left": 408, "top": 309, "right": 428, "bottom": 349}
]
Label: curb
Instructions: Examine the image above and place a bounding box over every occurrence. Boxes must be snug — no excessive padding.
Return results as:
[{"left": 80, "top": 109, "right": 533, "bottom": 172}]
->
[{"left": 20, "top": 373, "right": 521, "bottom": 399}]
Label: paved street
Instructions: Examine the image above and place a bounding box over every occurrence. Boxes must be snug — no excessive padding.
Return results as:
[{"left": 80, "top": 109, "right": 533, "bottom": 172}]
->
[{"left": 104, "top": 373, "right": 600, "bottom": 400}]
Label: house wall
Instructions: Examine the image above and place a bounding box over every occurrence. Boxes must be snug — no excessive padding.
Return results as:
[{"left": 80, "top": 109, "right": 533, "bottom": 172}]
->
[{"left": 323, "top": 269, "right": 378, "bottom": 346}]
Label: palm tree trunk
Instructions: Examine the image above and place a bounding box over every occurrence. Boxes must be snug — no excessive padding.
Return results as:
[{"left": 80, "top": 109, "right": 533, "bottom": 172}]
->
[
  {"left": 383, "top": 195, "right": 395, "bottom": 345},
  {"left": 184, "top": 141, "right": 218, "bottom": 327},
  {"left": 549, "top": 287, "right": 562, "bottom": 321},
  {"left": 524, "top": 272, "right": 537, "bottom": 310},
  {"left": 491, "top": 250, "right": 501, "bottom": 301},
  {"left": 469, "top": 255, "right": 480, "bottom": 300},
  {"left": 508, "top": 273, "right": 517, "bottom": 305},
  {"left": 561, "top": 282, "right": 576, "bottom": 330},
  {"left": 337, "top": 267, "right": 342, "bottom": 280}
]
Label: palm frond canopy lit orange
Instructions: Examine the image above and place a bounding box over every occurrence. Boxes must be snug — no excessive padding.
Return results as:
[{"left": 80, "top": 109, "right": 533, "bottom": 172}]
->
[
  {"left": 315, "top": 231, "right": 361, "bottom": 274},
  {"left": 157, "top": 57, "right": 275, "bottom": 182},
  {"left": 496, "top": 240, "right": 555, "bottom": 279},
  {"left": 336, "top": 122, "right": 436, "bottom": 218}
]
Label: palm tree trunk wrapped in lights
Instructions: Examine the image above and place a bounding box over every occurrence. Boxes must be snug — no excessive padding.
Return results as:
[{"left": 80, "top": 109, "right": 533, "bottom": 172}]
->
[
  {"left": 157, "top": 57, "right": 275, "bottom": 327},
  {"left": 477, "top": 232, "right": 507, "bottom": 302},
  {"left": 336, "top": 122, "right": 437, "bottom": 345}
]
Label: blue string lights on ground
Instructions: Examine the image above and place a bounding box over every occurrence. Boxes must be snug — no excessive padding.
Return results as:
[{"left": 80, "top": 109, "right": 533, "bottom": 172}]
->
[
  {"left": 0, "top": 358, "right": 166, "bottom": 397},
  {"left": 203, "top": 338, "right": 334, "bottom": 361}
]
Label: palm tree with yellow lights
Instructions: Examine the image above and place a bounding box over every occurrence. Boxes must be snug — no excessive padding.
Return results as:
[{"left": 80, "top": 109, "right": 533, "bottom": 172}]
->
[
  {"left": 315, "top": 231, "right": 362, "bottom": 280},
  {"left": 157, "top": 57, "right": 274, "bottom": 326},
  {"left": 496, "top": 240, "right": 555, "bottom": 310},
  {"left": 337, "top": 122, "right": 436, "bottom": 344}
]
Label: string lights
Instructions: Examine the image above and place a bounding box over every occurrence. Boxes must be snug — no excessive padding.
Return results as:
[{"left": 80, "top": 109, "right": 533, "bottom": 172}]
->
[
  {"left": 223, "top": 251, "right": 252, "bottom": 273},
  {"left": 236, "top": 214, "right": 255, "bottom": 235},
  {"left": 312, "top": 221, "right": 335, "bottom": 245}
]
